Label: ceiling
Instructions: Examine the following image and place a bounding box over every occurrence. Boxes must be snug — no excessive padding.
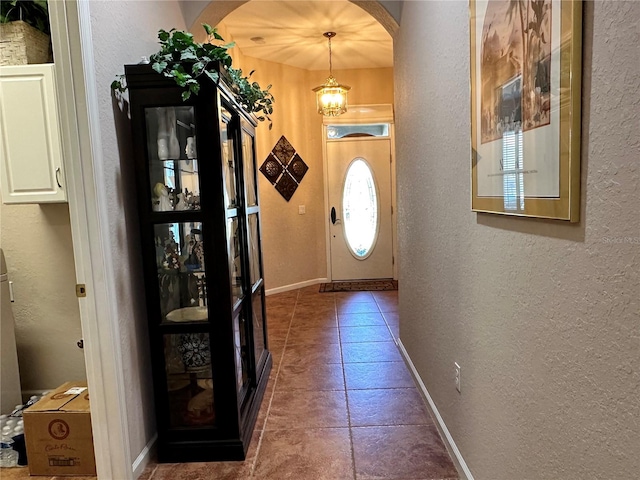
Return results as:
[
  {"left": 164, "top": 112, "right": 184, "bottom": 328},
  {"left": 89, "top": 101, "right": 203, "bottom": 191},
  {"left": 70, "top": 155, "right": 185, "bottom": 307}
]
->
[{"left": 217, "top": 1, "right": 393, "bottom": 71}]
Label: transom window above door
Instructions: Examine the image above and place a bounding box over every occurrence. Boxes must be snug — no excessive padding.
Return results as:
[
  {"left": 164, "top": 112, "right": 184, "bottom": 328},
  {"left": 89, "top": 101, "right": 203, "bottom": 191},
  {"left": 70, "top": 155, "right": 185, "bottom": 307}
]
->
[{"left": 327, "top": 123, "right": 390, "bottom": 139}]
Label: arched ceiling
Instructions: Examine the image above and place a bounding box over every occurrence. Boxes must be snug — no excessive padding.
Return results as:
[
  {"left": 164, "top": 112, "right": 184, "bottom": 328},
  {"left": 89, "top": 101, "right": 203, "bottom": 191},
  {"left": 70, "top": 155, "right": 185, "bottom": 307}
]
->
[{"left": 193, "top": 0, "right": 393, "bottom": 71}]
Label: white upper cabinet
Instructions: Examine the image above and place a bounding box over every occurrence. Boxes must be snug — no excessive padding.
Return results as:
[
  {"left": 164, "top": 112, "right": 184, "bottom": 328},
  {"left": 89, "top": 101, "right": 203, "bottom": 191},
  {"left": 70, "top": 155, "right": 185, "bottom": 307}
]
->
[{"left": 0, "top": 64, "right": 67, "bottom": 203}]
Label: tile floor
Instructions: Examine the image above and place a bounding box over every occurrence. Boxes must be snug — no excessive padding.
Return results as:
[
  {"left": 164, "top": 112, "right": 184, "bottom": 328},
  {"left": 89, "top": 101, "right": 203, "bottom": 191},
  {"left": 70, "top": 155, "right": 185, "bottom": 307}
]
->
[{"left": 2, "top": 286, "right": 458, "bottom": 480}]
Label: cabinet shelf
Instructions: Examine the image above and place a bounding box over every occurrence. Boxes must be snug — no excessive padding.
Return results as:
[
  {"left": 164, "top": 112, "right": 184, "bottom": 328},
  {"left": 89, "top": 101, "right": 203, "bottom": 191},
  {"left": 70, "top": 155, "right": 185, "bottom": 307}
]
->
[{"left": 125, "top": 63, "right": 270, "bottom": 462}]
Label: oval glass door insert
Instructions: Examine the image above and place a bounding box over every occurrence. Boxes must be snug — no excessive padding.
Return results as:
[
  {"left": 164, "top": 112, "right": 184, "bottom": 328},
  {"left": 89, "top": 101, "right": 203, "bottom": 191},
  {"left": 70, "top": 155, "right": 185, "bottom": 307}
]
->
[{"left": 342, "top": 158, "right": 379, "bottom": 259}]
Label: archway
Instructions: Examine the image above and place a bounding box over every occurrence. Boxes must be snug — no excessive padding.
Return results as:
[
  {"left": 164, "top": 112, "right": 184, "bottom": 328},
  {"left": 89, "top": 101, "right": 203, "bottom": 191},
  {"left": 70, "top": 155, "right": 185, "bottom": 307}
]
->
[{"left": 181, "top": 0, "right": 399, "bottom": 37}]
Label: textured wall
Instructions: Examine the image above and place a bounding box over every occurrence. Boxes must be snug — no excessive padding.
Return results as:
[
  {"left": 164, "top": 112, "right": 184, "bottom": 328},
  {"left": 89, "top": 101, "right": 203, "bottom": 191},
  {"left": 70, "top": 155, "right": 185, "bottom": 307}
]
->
[
  {"left": 394, "top": 1, "right": 639, "bottom": 479},
  {"left": 87, "top": 0, "right": 187, "bottom": 463},
  {"left": 0, "top": 204, "right": 85, "bottom": 392}
]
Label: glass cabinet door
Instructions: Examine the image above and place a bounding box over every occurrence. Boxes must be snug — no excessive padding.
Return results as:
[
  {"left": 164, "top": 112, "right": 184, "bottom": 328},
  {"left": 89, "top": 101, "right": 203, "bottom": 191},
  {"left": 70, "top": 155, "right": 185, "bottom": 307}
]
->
[
  {"left": 227, "top": 218, "right": 244, "bottom": 306},
  {"left": 220, "top": 105, "right": 238, "bottom": 209},
  {"left": 163, "top": 333, "right": 216, "bottom": 428},
  {"left": 154, "top": 222, "right": 208, "bottom": 324},
  {"left": 252, "top": 290, "right": 267, "bottom": 370},
  {"left": 145, "top": 107, "right": 200, "bottom": 212},
  {"left": 233, "top": 310, "right": 250, "bottom": 403},
  {"left": 247, "top": 214, "right": 262, "bottom": 287},
  {"left": 241, "top": 124, "right": 257, "bottom": 207}
]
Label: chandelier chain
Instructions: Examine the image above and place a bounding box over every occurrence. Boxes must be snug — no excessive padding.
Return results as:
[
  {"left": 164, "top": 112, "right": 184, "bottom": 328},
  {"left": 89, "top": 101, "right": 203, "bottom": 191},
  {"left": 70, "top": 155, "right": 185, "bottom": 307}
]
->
[{"left": 328, "top": 35, "right": 333, "bottom": 75}]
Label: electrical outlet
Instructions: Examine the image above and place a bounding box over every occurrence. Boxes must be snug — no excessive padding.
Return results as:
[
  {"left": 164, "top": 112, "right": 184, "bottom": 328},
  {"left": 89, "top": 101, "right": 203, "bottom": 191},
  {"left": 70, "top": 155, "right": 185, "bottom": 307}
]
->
[
  {"left": 298, "top": 205, "right": 306, "bottom": 215},
  {"left": 454, "top": 362, "right": 461, "bottom": 393}
]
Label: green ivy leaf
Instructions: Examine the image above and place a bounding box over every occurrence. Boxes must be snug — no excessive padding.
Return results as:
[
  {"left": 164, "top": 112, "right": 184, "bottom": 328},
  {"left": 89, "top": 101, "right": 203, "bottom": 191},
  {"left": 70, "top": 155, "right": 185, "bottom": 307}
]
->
[
  {"left": 191, "top": 61, "right": 205, "bottom": 76},
  {"left": 182, "top": 90, "right": 192, "bottom": 101},
  {"left": 204, "top": 70, "right": 219, "bottom": 83},
  {"left": 172, "top": 70, "right": 191, "bottom": 87},
  {"left": 110, "top": 79, "right": 125, "bottom": 92},
  {"left": 152, "top": 61, "right": 167, "bottom": 74},
  {"left": 158, "top": 30, "right": 170, "bottom": 42},
  {"left": 202, "top": 24, "right": 215, "bottom": 36},
  {"left": 189, "top": 82, "right": 200, "bottom": 95},
  {"left": 180, "top": 49, "right": 198, "bottom": 61}
]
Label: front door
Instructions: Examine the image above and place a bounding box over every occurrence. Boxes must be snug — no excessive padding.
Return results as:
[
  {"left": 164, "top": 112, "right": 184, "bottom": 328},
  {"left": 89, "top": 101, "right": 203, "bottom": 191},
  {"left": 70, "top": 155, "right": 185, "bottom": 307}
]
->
[{"left": 327, "top": 138, "right": 393, "bottom": 280}]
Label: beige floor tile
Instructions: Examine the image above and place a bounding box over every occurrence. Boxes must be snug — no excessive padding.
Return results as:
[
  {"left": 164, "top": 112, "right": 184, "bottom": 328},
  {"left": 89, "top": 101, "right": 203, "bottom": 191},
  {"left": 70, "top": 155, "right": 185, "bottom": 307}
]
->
[
  {"left": 50, "top": 477, "right": 96, "bottom": 480},
  {"left": 338, "top": 312, "right": 387, "bottom": 327},
  {"left": 344, "top": 362, "right": 415, "bottom": 390},
  {"left": 293, "top": 303, "right": 337, "bottom": 318},
  {"left": 276, "top": 362, "right": 345, "bottom": 391},
  {"left": 290, "top": 310, "right": 338, "bottom": 329},
  {"left": 281, "top": 342, "right": 343, "bottom": 366},
  {"left": 286, "top": 326, "right": 340, "bottom": 345},
  {"left": 347, "top": 388, "right": 433, "bottom": 427},
  {"left": 266, "top": 291, "right": 298, "bottom": 305},
  {"left": 338, "top": 302, "right": 382, "bottom": 315},
  {"left": 371, "top": 291, "right": 398, "bottom": 301},
  {"left": 374, "top": 298, "right": 398, "bottom": 313},
  {"left": 352, "top": 425, "right": 458, "bottom": 479},
  {"left": 137, "top": 463, "right": 157, "bottom": 480},
  {"left": 252, "top": 428, "right": 354, "bottom": 480},
  {"left": 266, "top": 390, "right": 348, "bottom": 430},
  {"left": 334, "top": 291, "right": 375, "bottom": 302},
  {"left": 297, "top": 285, "right": 328, "bottom": 297},
  {"left": 268, "top": 327, "right": 290, "bottom": 343},
  {"left": 341, "top": 341, "right": 402, "bottom": 363},
  {"left": 340, "top": 325, "right": 394, "bottom": 343},
  {"left": 1, "top": 468, "right": 42, "bottom": 480},
  {"left": 337, "top": 296, "right": 376, "bottom": 309},
  {"left": 150, "top": 459, "right": 250, "bottom": 479},
  {"left": 382, "top": 311, "right": 399, "bottom": 325},
  {"left": 295, "top": 295, "right": 337, "bottom": 308}
]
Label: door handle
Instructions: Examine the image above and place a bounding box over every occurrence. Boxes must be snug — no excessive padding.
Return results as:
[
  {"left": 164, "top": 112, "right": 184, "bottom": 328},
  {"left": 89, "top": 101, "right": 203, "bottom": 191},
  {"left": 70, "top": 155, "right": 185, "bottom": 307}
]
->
[
  {"left": 55, "top": 167, "right": 63, "bottom": 188},
  {"left": 330, "top": 207, "right": 340, "bottom": 225}
]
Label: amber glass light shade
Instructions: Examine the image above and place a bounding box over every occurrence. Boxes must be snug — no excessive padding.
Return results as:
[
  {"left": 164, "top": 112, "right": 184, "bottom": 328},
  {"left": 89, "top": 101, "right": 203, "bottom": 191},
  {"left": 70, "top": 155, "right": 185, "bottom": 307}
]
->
[{"left": 313, "top": 76, "right": 351, "bottom": 116}]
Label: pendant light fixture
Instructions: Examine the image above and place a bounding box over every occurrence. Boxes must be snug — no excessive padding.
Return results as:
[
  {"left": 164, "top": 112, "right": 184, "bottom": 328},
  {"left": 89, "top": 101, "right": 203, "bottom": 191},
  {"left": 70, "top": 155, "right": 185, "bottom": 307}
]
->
[{"left": 313, "top": 32, "right": 351, "bottom": 117}]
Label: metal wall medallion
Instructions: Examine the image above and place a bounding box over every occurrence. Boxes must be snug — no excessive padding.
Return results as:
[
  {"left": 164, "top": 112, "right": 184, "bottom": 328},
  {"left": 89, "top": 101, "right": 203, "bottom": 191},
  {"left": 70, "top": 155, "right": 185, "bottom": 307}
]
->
[
  {"left": 260, "top": 136, "right": 308, "bottom": 201},
  {"left": 289, "top": 154, "right": 309, "bottom": 183},
  {"left": 272, "top": 136, "right": 295, "bottom": 165},
  {"left": 275, "top": 171, "right": 298, "bottom": 202},
  {"left": 259, "top": 153, "right": 283, "bottom": 185}
]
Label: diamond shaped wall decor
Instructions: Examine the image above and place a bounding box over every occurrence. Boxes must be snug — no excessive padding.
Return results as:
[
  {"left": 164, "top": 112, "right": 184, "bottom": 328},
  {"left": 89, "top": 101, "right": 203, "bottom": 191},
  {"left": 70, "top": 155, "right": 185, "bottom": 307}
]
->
[{"left": 260, "top": 136, "right": 309, "bottom": 201}]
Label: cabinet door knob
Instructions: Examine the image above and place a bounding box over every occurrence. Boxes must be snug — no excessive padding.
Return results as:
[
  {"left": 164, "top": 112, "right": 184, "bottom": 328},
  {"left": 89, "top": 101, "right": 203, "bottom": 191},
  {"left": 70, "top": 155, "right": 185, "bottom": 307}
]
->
[{"left": 55, "top": 167, "right": 63, "bottom": 188}]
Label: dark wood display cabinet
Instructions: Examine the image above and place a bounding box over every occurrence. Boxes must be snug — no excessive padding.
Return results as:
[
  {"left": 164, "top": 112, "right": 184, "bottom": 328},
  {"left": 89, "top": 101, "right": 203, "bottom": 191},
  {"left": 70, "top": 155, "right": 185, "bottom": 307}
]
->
[{"left": 124, "top": 64, "right": 271, "bottom": 462}]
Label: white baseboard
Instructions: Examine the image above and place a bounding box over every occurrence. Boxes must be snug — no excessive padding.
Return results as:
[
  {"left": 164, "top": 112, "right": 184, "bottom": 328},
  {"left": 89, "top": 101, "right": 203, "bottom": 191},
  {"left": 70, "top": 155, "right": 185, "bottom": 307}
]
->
[
  {"left": 265, "top": 278, "right": 328, "bottom": 296},
  {"left": 397, "top": 339, "right": 474, "bottom": 480},
  {"left": 132, "top": 434, "right": 157, "bottom": 479}
]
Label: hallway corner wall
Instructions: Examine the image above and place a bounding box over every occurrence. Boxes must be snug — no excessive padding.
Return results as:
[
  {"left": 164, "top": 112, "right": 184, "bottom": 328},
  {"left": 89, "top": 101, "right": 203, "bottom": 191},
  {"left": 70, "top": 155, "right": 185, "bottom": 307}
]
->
[
  {"left": 86, "top": 0, "right": 188, "bottom": 467},
  {"left": 394, "top": 1, "right": 639, "bottom": 479}
]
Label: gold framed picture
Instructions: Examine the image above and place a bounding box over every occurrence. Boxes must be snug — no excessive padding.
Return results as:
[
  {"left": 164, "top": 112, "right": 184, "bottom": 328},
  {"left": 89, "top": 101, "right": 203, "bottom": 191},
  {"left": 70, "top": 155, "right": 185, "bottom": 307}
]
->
[{"left": 470, "top": 0, "right": 582, "bottom": 221}]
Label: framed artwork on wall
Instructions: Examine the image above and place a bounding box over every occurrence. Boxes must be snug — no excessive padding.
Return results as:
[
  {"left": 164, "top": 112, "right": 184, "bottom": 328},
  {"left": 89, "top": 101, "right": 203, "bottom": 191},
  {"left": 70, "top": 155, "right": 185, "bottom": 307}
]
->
[{"left": 470, "top": 0, "right": 582, "bottom": 221}]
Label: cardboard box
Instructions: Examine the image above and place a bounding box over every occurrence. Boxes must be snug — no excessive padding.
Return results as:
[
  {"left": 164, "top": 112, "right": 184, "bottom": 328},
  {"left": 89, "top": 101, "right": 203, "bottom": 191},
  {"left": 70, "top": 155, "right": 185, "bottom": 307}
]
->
[{"left": 23, "top": 381, "right": 96, "bottom": 476}]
